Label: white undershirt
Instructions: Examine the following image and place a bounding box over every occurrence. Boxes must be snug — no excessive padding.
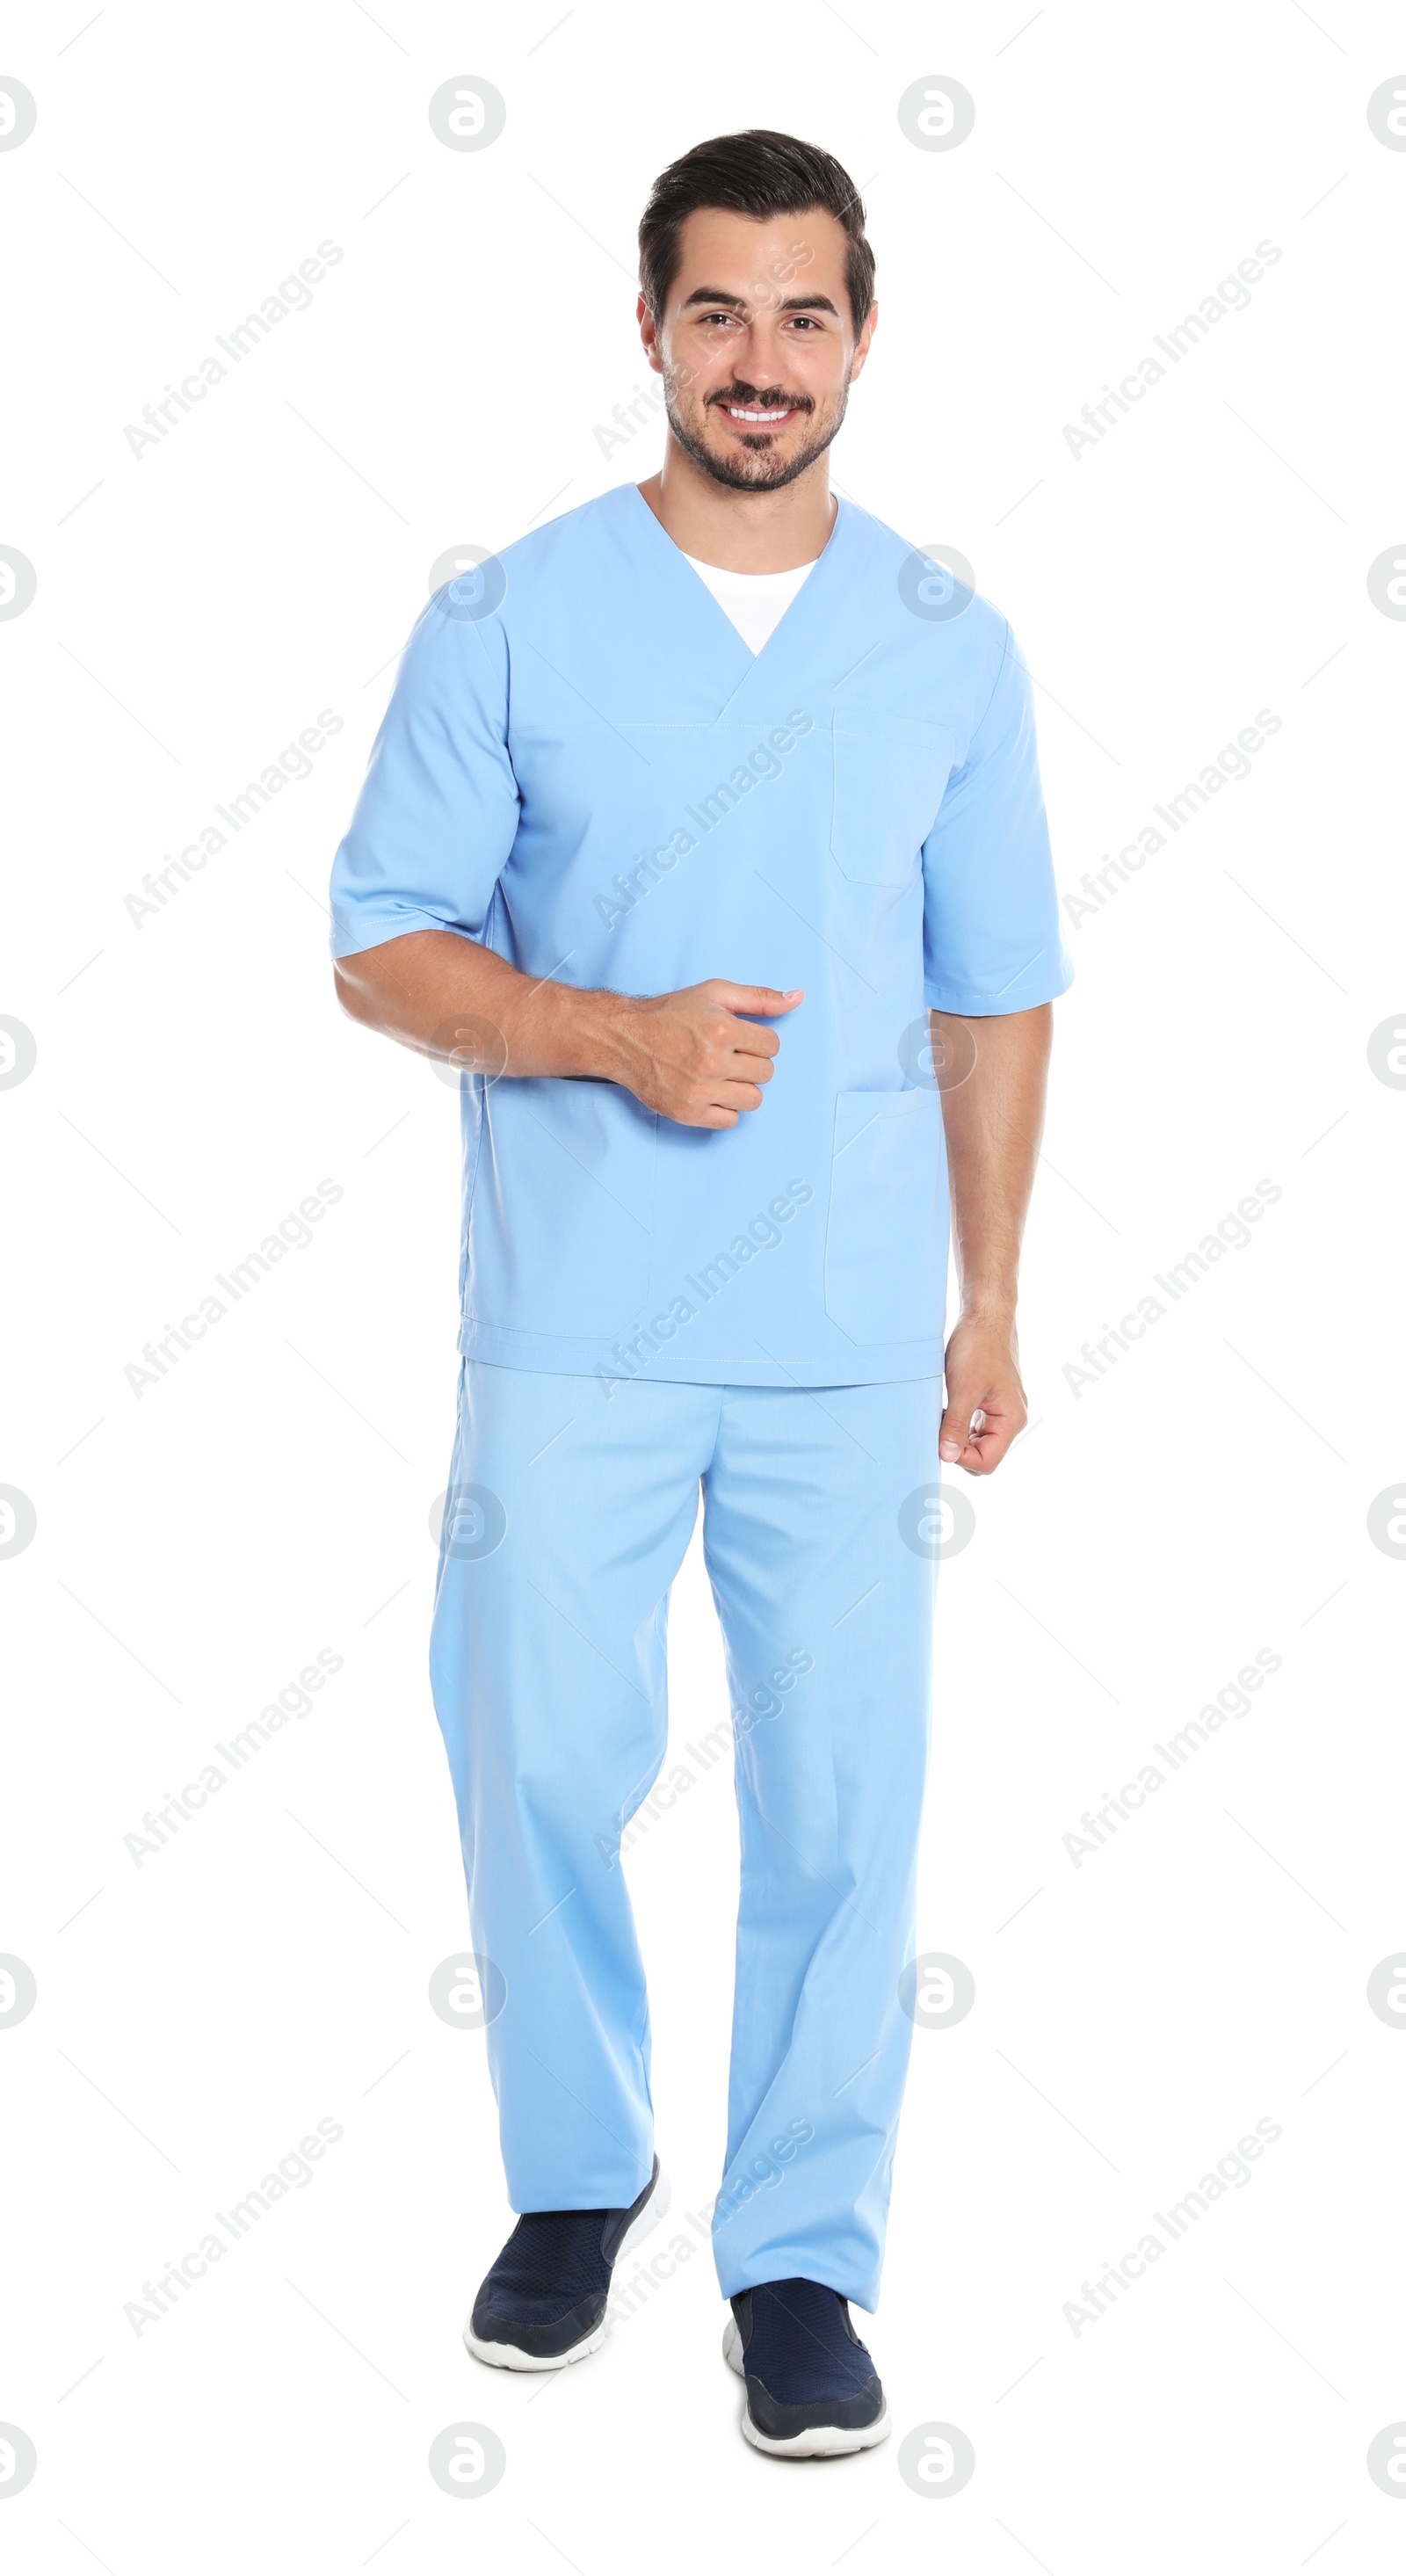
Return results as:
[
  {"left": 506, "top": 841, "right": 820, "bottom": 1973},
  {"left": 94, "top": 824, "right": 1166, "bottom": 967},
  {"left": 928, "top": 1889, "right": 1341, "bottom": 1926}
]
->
[{"left": 682, "top": 553, "right": 817, "bottom": 656}]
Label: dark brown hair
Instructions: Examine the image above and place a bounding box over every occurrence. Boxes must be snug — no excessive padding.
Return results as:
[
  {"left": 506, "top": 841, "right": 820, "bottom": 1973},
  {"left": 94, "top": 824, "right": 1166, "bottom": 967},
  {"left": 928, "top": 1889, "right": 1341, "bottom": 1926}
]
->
[{"left": 638, "top": 129, "right": 875, "bottom": 331}]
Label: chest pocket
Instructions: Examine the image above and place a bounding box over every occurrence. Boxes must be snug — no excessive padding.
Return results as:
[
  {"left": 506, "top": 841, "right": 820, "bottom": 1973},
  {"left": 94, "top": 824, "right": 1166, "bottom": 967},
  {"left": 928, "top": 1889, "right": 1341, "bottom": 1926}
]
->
[{"left": 830, "top": 718, "right": 955, "bottom": 887}]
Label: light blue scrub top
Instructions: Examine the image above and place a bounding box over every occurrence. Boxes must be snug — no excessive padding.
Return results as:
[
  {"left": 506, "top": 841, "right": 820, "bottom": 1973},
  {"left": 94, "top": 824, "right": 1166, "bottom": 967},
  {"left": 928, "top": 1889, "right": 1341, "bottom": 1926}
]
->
[{"left": 329, "top": 483, "right": 1072, "bottom": 1389}]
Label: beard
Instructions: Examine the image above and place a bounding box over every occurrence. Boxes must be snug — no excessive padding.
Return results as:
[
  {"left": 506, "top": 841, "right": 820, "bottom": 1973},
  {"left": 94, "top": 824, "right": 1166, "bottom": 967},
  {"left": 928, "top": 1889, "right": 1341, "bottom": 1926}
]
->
[{"left": 663, "top": 378, "right": 849, "bottom": 492}]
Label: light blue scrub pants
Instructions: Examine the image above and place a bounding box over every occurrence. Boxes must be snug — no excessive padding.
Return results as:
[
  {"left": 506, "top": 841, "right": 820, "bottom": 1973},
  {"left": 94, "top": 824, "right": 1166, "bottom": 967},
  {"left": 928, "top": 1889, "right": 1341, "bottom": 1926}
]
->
[{"left": 429, "top": 1359, "right": 943, "bottom": 2311}]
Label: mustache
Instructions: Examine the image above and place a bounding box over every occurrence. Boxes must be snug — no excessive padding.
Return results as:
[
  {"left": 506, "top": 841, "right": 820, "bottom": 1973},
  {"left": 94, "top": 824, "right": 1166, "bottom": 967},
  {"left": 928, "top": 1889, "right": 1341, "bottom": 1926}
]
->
[{"left": 706, "top": 384, "right": 815, "bottom": 415}]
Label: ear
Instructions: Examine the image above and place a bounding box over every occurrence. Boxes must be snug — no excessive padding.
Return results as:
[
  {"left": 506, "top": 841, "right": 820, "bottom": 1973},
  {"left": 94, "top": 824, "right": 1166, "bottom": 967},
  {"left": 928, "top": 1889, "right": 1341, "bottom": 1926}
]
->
[
  {"left": 637, "top": 293, "right": 663, "bottom": 371},
  {"left": 849, "top": 299, "right": 879, "bottom": 382}
]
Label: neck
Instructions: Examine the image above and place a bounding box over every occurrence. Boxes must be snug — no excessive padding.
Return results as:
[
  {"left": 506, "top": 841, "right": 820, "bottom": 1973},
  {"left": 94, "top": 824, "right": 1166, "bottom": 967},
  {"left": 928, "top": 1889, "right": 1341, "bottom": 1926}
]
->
[{"left": 638, "top": 437, "right": 836, "bottom": 573}]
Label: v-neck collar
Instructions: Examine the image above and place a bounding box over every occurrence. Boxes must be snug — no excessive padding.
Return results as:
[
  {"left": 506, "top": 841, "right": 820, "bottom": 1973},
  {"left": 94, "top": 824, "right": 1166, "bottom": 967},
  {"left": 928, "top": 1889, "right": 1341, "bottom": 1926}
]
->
[{"left": 625, "top": 480, "right": 851, "bottom": 679}]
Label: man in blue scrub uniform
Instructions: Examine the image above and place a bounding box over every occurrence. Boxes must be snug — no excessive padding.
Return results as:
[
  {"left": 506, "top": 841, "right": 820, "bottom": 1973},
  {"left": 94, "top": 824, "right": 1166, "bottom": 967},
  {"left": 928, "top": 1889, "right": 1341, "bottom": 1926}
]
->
[{"left": 330, "top": 131, "right": 1071, "bottom": 2456}]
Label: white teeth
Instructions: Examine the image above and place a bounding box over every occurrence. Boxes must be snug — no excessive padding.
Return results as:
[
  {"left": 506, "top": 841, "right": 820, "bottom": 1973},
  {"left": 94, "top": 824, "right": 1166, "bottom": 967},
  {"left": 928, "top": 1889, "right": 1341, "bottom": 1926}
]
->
[{"left": 726, "top": 405, "right": 791, "bottom": 422}]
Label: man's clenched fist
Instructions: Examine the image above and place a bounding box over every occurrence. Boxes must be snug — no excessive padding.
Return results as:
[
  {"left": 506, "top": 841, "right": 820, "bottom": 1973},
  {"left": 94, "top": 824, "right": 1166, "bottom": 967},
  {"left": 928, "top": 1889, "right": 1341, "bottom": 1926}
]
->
[{"left": 599, "top": 980, "right": 803, "bottom": 1128}]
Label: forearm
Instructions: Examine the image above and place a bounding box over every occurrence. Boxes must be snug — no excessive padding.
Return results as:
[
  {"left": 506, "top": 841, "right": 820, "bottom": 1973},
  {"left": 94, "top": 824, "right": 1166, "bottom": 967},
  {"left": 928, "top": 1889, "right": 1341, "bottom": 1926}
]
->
[
  {"left": 932, "top": 1003, "right": 1053, "bottom": 1317},
  {"left": 333, "top": 928, "right": 631, "bottom": 1081},
  {"left": 333, "top": 930, "right": 801, "bottom": 1128}
]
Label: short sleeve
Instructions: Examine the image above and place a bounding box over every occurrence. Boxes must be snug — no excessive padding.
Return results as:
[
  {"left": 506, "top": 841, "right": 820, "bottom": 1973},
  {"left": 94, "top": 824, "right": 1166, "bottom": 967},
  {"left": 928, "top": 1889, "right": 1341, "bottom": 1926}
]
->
[
  {"left": 328, "top": 595, "right": 520, "bottom": 961},
  {"left": 922, "top": 620, "right": 1073, "bottom": 1015}
]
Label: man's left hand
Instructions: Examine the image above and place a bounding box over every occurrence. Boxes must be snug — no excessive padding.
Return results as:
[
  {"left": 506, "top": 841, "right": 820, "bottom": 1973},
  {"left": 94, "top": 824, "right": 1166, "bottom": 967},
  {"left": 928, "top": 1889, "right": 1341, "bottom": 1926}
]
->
[{"left": 939, "top": 1311, "right": 1027, "bottom": 1475}]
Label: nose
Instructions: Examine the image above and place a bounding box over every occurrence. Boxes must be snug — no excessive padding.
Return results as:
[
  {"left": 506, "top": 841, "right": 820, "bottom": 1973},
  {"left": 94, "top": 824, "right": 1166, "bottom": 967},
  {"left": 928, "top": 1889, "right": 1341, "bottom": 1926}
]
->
[{"left": 733, "top": 319, "right": 790, "bottom": 385}]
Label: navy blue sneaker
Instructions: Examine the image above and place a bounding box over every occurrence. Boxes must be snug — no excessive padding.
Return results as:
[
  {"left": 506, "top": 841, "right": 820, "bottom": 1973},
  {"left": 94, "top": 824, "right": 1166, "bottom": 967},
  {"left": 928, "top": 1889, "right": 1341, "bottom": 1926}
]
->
[
  {"left": 723, "top": 2278, "right": 889, "bottom": 2456},
  {"left": 464, "top": 2159, "right": 668, "bottom": 2370}
]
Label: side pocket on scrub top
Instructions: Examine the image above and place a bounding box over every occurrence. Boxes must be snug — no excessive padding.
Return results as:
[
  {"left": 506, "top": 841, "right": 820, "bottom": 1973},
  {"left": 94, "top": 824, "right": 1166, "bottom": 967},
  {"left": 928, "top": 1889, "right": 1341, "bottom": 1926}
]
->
[{"left": 823, "top": 1089, "right": 946, "bottom": 1345}]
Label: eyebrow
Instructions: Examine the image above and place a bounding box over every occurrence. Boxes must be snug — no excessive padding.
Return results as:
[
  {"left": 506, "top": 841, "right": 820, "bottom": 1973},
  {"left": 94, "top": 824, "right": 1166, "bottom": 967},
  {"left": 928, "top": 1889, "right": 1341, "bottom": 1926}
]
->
[{"left": 679, "top": 287, "right": 839, "bottom": 316}]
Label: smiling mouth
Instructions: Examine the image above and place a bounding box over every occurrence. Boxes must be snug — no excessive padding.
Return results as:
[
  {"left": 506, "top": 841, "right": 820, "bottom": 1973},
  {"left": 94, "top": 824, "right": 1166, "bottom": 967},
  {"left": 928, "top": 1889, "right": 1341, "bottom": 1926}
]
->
[{"left": 717, "top": 403, "right": 801, "bottom": 425}]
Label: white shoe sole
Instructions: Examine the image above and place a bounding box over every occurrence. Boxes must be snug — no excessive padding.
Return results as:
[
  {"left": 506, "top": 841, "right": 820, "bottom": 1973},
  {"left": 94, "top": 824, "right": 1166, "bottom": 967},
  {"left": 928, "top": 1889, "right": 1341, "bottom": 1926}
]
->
[
  {"left": 721, "top": 2313, "right": 891, "bottom": 2456},
  {"left": 464, "top": 2166, "right": 671, "bottom": 2371}
]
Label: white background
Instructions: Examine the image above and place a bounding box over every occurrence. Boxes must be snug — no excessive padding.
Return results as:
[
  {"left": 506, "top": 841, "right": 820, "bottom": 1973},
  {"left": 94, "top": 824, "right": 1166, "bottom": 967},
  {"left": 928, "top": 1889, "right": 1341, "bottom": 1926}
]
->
[{"left": 4, "top": 1, "right": 1405, "bottom": 2565}]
